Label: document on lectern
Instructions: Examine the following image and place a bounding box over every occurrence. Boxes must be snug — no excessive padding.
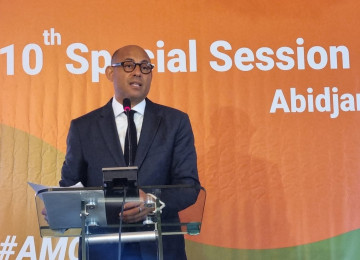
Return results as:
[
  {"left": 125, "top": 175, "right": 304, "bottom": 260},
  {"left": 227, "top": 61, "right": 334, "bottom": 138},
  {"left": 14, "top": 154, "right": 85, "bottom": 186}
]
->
[{"left": 28, "top": 181, "right": 84, "bottom": 200}]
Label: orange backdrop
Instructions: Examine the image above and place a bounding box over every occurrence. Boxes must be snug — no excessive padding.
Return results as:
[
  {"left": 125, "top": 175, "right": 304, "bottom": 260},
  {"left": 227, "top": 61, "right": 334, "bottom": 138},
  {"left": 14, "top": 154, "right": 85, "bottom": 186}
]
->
[{"left": 1, "top": 0, "right": 360, "bottom": 259}]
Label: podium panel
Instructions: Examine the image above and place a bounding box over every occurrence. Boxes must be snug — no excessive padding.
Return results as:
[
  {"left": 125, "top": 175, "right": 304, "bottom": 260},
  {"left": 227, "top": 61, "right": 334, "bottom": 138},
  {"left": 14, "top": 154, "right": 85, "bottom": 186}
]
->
[{"left": 34, "top": 185, "right": 206, "bottom": 260}]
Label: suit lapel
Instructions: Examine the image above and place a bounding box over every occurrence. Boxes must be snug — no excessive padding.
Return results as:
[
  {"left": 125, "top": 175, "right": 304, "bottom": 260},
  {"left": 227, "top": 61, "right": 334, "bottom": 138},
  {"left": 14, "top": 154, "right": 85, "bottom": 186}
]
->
[
  {"left": 135, "top": 99, "right": 162, "bottom": 169},
  {"left": 98, "top": 99, "right": 126, "bottom": 166}
]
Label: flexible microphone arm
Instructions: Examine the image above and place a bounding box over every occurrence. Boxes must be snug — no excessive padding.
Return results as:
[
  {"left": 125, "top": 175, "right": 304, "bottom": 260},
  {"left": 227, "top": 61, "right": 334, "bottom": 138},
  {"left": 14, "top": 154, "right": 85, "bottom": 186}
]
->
[{"left": 123, "top": 98, "right": 132, "bottom": 166}]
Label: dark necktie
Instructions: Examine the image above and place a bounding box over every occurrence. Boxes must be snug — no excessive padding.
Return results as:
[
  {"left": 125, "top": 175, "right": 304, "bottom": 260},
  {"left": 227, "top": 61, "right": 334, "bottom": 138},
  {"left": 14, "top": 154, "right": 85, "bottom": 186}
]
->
[{"left": 124, "top": 110, "right": 137, "bottom": 166}]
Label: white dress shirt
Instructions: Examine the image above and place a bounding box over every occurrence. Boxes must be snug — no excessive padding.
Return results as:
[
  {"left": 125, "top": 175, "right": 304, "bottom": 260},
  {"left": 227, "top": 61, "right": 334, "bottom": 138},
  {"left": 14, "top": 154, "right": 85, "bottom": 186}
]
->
[{"left": 112, "top": 97, "right": 146, "bottom": 153}]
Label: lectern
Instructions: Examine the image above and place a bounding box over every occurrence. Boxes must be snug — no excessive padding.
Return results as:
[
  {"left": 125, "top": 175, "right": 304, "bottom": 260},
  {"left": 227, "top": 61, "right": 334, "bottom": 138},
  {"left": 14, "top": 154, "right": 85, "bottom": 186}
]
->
[{"left": 34, "top": 185, "right": 206, "bottom": 260}]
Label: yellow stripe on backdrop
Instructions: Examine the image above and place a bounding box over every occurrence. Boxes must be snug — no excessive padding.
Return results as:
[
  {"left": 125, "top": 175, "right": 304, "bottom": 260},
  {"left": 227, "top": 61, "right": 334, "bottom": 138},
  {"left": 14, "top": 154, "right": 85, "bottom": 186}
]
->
[{"left": 1, "top": 0, "right": 360, "bottom": 258}]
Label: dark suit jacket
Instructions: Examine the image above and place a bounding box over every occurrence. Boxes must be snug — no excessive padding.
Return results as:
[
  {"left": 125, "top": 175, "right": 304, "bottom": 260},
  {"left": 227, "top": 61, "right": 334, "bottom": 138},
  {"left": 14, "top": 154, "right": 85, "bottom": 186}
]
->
[{"left": 60, "top": 98, "right": 199, "bottom": 259}]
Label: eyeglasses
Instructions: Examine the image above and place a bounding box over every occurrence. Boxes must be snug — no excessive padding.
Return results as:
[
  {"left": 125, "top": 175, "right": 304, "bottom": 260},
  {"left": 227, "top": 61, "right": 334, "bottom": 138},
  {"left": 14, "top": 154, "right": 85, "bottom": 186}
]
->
[{"left": 111, "top": 61, "right": 155, "bottom": 74}]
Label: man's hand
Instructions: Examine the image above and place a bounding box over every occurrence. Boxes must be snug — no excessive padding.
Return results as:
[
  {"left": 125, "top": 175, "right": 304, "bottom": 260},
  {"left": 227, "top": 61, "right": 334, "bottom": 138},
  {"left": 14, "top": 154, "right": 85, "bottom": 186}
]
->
[
  {"left": 119, "top": 190, "right": 155, "bottom": 223},
  {"left": 41, "top": 207, "right": 48, "bottom": 223}
]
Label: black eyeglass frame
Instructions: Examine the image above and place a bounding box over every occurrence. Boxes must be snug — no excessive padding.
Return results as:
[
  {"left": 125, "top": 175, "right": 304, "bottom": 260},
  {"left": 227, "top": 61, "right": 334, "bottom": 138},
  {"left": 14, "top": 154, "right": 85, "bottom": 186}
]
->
[{"left": 111, "top": 61, "right": 155, "bottom": 74}]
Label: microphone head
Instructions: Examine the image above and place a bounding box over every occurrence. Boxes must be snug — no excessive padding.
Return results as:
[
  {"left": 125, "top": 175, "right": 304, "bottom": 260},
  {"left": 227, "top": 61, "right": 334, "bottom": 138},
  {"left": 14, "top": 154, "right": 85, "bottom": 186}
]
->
[{"left": 123, "top": 98, "right": 131, "bottom": 112}]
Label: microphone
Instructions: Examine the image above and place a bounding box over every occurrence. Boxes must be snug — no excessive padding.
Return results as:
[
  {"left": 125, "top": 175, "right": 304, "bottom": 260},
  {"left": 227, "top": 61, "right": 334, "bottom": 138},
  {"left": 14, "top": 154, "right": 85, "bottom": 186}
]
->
[
  {"left": 123, "top": 98, "right": 131, "bottom": 112},
  {"left": 123, "top": 98, "right": 132, "bottom": 166}
]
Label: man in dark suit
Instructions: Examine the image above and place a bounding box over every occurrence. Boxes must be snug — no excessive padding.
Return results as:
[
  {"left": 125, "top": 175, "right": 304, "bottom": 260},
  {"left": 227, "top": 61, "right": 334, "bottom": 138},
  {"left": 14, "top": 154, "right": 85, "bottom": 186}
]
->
[{"left": 59, "top": 45, "right": 200, "bottom": 259}]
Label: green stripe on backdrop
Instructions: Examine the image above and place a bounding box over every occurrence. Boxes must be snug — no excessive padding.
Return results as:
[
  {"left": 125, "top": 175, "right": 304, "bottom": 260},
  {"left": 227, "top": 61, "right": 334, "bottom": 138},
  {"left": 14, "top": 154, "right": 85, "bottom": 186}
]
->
[{"left": 186, "top": 229, "right": 360, "bottom": 260}]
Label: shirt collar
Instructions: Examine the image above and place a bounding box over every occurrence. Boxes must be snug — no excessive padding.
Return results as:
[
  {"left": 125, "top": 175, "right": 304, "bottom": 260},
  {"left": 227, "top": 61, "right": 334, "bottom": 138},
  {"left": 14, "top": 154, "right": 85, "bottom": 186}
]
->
[{"left": 112, "top": 97, "right": 146, "bottom": 117}]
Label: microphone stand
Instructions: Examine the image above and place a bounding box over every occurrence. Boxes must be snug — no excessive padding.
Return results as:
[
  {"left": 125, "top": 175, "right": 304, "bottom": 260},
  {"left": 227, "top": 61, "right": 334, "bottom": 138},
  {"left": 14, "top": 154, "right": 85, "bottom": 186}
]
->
[
  {"left": 125, "top": 110, "right": 133, "bottom": 166},
  {"left": 123, "top": 98, "right": 133, "bottom": 167}
]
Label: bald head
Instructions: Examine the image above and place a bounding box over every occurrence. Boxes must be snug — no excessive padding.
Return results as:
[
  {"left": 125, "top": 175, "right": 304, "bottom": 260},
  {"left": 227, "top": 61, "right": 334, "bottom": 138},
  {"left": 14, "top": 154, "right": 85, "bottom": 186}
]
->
[{"left": 111, "top": 45, "right": 150, "bottom": 64}]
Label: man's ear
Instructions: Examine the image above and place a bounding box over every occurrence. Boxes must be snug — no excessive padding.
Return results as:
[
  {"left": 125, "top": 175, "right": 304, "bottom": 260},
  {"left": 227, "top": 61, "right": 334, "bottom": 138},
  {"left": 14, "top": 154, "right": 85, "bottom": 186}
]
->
[{"left": 105, "top": 66, "right": 114, "bottom": 81}]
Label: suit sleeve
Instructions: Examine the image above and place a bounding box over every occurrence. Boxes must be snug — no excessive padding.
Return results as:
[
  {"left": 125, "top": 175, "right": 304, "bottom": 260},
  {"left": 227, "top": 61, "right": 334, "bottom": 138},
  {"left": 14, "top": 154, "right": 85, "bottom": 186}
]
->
[
  {"left": 170, "top": 113, "right": 199, "bottom": 186},
  {"left": 160, "top": 113, "right": 201, "bottom": 213},
  {"left": 59, "top": 120, "right": 87, "bottom": 187}
]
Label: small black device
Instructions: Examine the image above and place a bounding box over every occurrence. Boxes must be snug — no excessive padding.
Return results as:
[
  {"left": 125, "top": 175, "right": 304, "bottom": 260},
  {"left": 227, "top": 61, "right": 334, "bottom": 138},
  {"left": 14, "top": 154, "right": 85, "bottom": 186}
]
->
[{"left": 102, "top": 166, "right": 139, "bottom": 225}]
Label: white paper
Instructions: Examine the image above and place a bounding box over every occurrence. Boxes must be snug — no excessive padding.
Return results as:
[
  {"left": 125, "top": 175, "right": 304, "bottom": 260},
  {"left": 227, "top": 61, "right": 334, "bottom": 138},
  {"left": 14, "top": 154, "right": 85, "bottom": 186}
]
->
[{"left": 28, "top": 181, "right": 84, "bottom": 193}]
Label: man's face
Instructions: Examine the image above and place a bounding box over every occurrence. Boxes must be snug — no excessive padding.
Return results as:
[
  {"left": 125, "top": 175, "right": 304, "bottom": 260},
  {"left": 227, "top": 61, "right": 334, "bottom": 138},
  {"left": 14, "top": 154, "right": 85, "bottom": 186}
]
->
[{"left": 106, "top": 45, "right": 152, "bottom": 106}]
